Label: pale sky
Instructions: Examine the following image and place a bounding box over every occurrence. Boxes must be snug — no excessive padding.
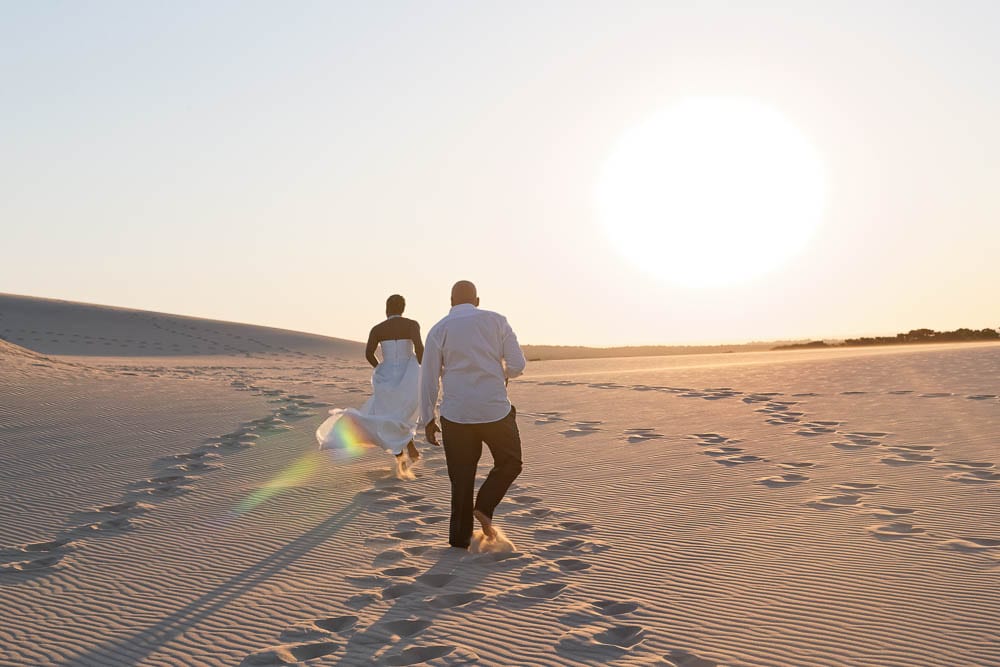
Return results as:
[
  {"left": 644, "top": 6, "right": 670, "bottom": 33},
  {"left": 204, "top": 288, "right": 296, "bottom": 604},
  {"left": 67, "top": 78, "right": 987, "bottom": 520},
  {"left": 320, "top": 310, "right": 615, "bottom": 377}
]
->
[{"left": 3, "top": 2, "right": 998, "bottom": 346}]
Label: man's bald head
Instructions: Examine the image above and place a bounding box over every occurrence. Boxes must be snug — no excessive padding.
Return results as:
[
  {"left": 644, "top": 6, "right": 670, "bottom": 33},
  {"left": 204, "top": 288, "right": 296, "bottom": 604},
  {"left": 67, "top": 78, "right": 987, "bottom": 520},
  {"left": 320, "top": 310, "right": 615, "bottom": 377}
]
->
[{"left": 451, "top": 280, "right": 479, "bottom": 307}]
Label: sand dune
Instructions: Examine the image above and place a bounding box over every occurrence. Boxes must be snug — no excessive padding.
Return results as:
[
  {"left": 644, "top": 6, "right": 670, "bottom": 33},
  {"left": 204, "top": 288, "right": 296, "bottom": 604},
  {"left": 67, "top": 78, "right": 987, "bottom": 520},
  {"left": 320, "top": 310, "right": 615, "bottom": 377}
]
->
[
  {"left": 0, "top": 293, "right": 362, "bottom": 358},
  {"left": 2, "top": 300, "right": 998, "bottom": 665}
]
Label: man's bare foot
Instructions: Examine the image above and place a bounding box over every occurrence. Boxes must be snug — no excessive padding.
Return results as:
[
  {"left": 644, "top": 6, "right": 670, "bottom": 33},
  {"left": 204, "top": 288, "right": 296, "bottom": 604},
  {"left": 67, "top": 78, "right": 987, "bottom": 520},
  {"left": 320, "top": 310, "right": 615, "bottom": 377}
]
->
[
  {"left": 406, "top": 440, "right": 420, "bottom": 461},
  {"left": 473, "top": 509, "right": 497, "bottom": 540}
]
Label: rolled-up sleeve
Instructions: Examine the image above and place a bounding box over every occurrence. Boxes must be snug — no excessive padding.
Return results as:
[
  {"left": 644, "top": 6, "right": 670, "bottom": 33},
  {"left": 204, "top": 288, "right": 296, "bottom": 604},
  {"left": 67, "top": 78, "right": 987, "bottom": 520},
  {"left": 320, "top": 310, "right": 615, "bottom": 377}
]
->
[
  {"left": 419, "top": 325, "right": 444, "bottom": 427},
  {"left": 501, "top": 317, "right": 526, "bottom": 379}
]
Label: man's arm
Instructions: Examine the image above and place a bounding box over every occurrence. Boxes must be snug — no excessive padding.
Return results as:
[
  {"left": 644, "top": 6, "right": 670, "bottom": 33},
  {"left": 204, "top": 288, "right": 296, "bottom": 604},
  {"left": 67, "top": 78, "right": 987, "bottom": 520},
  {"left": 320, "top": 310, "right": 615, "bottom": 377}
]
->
[
  {"left": 419, "top": 325, "right": 443, "bottom": 429},
  {"left": 501, "top": 316, "right": 526, "bottom": 380},
  {"left": 364, "top": 327, "right": 379, "bottom": 368},
  {"left": 411, "top": 321, "right": 424, "bottom": 365}
]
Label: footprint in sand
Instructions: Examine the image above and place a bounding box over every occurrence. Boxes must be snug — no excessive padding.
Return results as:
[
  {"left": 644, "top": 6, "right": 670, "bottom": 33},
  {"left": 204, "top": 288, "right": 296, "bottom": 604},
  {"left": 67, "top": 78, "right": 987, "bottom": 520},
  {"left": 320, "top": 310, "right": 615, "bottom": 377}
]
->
[
  {"left": 383, "top": 645, "right": 479, "bottom": 666},
  {"left": 623, "top": 428, "right": 665, "bottom": 443},
  {"left": 426, "top": 592, "right": 485, "bottom": 609},
  {"left": 715, "top": 454, "right": 765, "bottom": 466},
  {"left": 806, "top": 494, "right": 861, "bottom": 510},
  {"left": 833, "top": 482, "right": 883, "bottom": 492},
  {"left": 702, "top": 447, "right": 744, "bottom": 457},
  {"left": 756, "top": 473, "right": 810, "bottom": 488},
  {"left": 867, "top": 522, "right": 926, "bottom": 540},
  {"left": 690, "top": 433, "right": 732, "bottom": 445},
  {"left": 344, "top": 574, "right": 386, "bottom": 589},
  {"left": 944, "top": 470, "right": 1000, "bottom": 484},
  {"left": 557, "top": 624, "right": 646, "bottom": 660},
  {"left": 410, "top": 504, "right": 437, "bottom": 513},
  {"left": 555, "top": 558, "right": 592, "bottom": 572},
  {"left": 880, "top": 453, "right": 935, "bottom": 466},
  {"left": 280, "top": 615, "right": 358, "bottom": 641},
  {"left": 939, "top": 460, "right": 995, "bottom": 470},
  {"left": 417, "top": 516, "right": 448, "bottom": 526},
  {"left": 510, "top": 582, "right": 569, "bottom": 599},
  {"left": 72, "top": 516, "right": 136, "bottom": 533},
  {"left": 560, "top": 521, "right": 594, "bottom": 531},
  {"left": 559, "top": 422, "right": 603, "bottom": 437},
  {"left": 831, "top": 442, "right": 872, "bottom": 452},
  {"left": 842, "top": 435, "right": 882, "bottom": 446},
  {"left": 779, "top": 461, "right": 816, "bottom": 470},
  {"left": 416, "top": 573, "right": 456, "bottom": 588},
  {"left": 404, "top": 545, "right": 435, "bottom": 557},
  {"left": 663, "top": 648, "right": 720, "bottom": 666},
  {"left": 241, "top": 641, "right": 340, "bottom": 665},
  {"left": 381, "top": 618, "right": 433, "bottom": 638},
  {"left": 520, "top": 562, "right": 563, "bottom": 582},
  {"left": 937, "top": 537, "right": 1000, "bottom": 553},
  {"left": 14, "top": 537, "right": 77, "bottom": 554},
  {"left": 593, "top": 600, "right": 640, "bottom": 616},
  {"left": 863, "top": 506, "right": 916, "bottom": 520},
  {"left": 884, "top": 444, "right": 936, "bottom": 452},
  {"left": 593, "top": 625, "right": 646, "bottom": 648},
  {"left": 795, "top": 425, "right": 834, "bottom": 437},
  {"left": 0, "top": 554, "right": 66, "bottom": 574},
  {"left": 373, "top": 549, "right": 408, "bottom": 565},
  {"left": 381, "top": 565, "right": 421, "bottom": 577},
  {"left": 381, "top": 583, "right": 419, "bottom": 600},
  {"left": 525, "top": 411, "right": 567, "bottom": 425},
  {"left": 345, "top": 592, "right": 380, "bottom": 610}
]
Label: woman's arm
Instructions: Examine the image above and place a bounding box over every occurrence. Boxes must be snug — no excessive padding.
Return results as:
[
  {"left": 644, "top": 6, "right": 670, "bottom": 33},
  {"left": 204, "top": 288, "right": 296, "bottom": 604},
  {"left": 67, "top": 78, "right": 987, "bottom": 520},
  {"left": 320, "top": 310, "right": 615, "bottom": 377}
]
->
[
  {"left": 364, "top": 327, "right": 379, "bottom": 368},
  {"left": 412, "top": 320, "right": 424, "bottom": 364}
]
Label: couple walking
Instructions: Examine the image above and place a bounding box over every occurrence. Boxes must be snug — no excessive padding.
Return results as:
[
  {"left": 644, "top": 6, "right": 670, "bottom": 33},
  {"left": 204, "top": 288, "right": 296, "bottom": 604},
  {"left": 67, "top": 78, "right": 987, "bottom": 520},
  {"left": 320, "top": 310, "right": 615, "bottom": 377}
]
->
[{"left": 317, "top": 281, "right": 527, "bottom": 549}]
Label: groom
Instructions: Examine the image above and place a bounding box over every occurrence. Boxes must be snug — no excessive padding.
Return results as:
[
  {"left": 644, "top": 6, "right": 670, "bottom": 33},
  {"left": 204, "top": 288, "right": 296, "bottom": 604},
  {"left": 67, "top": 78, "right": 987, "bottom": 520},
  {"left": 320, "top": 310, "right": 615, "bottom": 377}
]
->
[{"left": 420, "top": 281, "right": 527, "bottom": 549}]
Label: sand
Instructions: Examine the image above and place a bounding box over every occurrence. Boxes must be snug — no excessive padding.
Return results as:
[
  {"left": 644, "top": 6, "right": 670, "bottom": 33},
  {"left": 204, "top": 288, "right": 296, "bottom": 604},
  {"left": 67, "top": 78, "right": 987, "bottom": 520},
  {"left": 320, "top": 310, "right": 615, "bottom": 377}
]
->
[{"left": 2, "top": 295, "right": 998, "bottom": 666}]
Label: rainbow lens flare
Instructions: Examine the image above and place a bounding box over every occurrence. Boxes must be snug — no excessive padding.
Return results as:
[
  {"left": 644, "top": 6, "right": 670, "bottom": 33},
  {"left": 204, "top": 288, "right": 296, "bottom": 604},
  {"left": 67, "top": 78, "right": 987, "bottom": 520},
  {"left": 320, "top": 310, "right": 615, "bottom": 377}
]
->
[
  {"left": 317, "top": 411, "right": 372, "bottom": 459},
  {"left": 234, "top": 453, "right": 320, "bottom": 516}
]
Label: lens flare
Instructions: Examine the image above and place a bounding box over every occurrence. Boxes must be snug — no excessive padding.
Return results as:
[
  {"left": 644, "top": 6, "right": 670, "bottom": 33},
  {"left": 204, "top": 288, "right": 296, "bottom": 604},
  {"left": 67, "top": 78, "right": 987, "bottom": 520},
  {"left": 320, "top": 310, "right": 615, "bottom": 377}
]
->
[
  {"left": 234, "top": 453, "right": 320, "bottom": 516},
  {"left": 316, "top": 410, "right": 373, "bottom": 459}
]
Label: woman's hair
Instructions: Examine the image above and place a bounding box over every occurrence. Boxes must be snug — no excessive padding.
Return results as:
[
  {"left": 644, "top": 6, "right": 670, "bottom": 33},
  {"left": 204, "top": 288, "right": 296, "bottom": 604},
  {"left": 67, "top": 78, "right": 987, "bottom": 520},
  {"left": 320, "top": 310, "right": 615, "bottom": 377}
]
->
[{"left": 386, "top": 294, "right": 405, "bottom": 316}]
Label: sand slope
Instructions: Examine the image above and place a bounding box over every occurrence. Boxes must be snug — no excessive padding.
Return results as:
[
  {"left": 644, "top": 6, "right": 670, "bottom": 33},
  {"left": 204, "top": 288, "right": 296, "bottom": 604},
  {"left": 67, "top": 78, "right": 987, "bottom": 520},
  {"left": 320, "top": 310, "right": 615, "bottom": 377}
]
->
[
  {"left": 2, "top": 310, "right": 998, "bottom": 666},
  {"left": 0, "top": 293, "right": 362, "bottom": 358}
]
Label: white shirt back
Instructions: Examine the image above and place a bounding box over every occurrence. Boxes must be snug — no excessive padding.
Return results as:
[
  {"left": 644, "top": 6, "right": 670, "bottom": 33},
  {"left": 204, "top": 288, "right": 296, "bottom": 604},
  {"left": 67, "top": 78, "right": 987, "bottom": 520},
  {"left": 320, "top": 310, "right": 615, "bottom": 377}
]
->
[{"left": 419, "top": 304, "right": 526, "bottom": 426}]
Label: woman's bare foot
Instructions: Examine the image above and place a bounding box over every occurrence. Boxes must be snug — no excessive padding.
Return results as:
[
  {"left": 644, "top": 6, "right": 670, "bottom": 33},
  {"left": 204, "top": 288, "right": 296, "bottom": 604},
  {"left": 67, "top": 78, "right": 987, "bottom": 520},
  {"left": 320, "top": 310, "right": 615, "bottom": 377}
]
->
[
  {"left": 394, "top": 451, "right": 414, "bottom": 480},
  {"left": 473, "top": 509, "right": 497, "bottom": 540},
  {"left": 406, "top": 440, "right": 420, "bottom": 461}
]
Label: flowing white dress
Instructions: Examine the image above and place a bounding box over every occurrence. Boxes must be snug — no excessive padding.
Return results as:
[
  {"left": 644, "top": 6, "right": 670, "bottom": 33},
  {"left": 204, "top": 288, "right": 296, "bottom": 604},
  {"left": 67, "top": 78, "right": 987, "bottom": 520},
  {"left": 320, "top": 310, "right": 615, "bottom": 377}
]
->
[{"left": 316, "top": 339, "right": 420, "bottom": 456}]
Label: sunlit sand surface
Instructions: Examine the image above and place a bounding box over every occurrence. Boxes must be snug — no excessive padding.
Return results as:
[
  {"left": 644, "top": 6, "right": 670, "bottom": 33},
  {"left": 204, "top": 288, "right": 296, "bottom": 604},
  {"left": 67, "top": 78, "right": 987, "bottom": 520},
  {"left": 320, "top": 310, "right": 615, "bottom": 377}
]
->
[{"left": 2, "top": 296, "right": 998, "bottom": 666}]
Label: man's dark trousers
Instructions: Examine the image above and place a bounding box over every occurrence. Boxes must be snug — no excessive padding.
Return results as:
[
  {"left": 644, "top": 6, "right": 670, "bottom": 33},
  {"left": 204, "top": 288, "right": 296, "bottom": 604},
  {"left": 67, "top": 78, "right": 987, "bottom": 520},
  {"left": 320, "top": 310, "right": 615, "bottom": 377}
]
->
[{"left": 441, "top": 407, "right": 522, "bottom": 548}]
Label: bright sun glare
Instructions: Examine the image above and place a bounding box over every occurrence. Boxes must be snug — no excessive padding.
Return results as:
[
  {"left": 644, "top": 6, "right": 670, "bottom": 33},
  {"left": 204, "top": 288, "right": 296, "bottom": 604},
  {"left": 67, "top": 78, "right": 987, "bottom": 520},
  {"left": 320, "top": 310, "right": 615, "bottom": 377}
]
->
[{"left": 597, "top": 97, "right": 827, "bottom": 287}]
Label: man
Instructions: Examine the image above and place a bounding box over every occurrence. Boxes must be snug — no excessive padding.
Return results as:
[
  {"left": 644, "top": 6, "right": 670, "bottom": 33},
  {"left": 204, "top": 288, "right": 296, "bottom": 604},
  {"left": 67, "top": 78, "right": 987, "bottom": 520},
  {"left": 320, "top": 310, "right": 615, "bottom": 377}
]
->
[{"left": 420, "top": 281, "right": 527, "bottom": 549}]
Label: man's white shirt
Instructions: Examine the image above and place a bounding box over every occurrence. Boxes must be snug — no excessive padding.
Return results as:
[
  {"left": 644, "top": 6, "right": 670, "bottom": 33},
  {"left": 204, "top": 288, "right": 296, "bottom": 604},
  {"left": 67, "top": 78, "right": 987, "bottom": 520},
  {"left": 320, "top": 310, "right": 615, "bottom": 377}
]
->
[{"left": 419, "top": 304, "right": 526, "bottom": 426}]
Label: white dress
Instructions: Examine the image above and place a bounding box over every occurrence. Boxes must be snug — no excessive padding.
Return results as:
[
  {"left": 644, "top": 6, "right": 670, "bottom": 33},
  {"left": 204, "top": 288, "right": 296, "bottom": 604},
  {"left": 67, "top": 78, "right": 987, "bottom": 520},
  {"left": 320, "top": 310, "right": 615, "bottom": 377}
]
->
[{"left": 316, "top": 339, "right": 420, "bottom": 456}]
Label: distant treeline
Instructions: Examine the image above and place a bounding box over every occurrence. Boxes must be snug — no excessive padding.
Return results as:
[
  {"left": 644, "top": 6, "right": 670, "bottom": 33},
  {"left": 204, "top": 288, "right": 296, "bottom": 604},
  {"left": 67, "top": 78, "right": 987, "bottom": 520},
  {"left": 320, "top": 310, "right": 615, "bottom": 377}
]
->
[
  {"left": 521, "top": 342, "right": 776, "bottom": 362},
  {"left": 773, "top": 328, "right": 1000, "bottom": 351}
]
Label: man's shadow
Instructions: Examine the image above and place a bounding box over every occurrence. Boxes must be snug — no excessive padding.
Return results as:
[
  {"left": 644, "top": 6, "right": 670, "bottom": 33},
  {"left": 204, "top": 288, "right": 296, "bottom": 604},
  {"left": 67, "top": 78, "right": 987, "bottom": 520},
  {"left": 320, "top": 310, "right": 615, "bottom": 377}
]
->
[
  {"left": 58, "top": 498, "right": 367, "bottom": 666},
  {"left": 334, "top": 539, "right": 517, "bottom": 664}
]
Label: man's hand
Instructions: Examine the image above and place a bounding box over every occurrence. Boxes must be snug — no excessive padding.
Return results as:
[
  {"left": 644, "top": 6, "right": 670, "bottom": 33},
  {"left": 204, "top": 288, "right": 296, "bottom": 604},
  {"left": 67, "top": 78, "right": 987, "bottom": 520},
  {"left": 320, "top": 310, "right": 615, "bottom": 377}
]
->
[{"left": 425, "top": 421, "right": 441, "bottom": 446}]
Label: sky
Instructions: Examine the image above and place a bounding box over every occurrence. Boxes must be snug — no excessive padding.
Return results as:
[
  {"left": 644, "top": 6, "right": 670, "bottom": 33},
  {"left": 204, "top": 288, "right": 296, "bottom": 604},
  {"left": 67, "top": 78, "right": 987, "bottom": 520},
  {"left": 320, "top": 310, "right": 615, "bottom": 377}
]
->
[{"left": 2, "top": 1, "right": 998, "bottom": 346}]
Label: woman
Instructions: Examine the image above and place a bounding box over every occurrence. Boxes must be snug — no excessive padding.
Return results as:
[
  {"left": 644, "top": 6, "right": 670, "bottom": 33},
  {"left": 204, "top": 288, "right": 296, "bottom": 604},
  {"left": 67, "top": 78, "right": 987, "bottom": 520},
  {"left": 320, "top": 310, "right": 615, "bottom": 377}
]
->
[{"left": 316, "top": 294, "right": 423, "bottom": 478}]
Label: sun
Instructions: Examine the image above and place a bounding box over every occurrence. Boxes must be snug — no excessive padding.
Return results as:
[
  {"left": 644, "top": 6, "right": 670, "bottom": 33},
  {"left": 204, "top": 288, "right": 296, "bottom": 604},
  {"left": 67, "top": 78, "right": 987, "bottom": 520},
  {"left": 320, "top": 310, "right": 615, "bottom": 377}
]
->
[{"left": 596, "top": 97, "right": 827, "bottom": 287}]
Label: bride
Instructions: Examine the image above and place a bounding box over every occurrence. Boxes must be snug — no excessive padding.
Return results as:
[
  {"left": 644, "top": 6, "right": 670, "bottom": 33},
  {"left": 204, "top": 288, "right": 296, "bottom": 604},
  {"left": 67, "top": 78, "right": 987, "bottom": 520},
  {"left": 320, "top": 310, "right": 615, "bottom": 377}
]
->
[{"left": 316, "top": 294, "right": 423, "bottom": 478}]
